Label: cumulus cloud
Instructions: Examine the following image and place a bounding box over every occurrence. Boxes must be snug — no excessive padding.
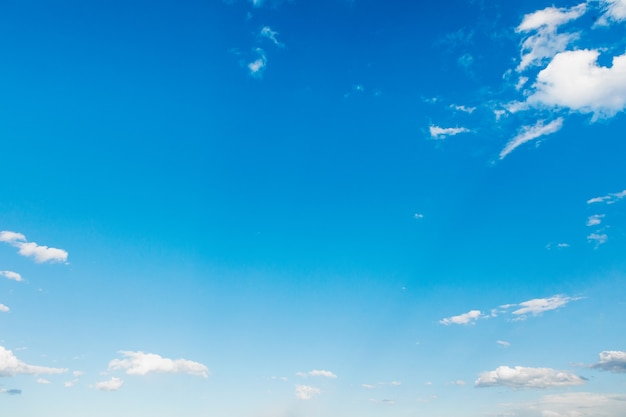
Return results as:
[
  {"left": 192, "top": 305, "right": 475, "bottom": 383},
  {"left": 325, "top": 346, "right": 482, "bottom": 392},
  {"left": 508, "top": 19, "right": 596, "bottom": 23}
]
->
[
  {"left": 591, "top": 351, "right": 626, "bottom": 373},
  {"left": 0, "top": 231, "right": 68, "bottom": 264},
  {"left": 0, "top": 271, "right": 22, "bottom": 282},
  {"left": 0, "top": 304, "right": 9, "bottom": 313},
  {"left": 295, "top": 384, "right": 320, "bottom": 400},
  {"left": 94, "top": 377, "right": 124, "bottom": 392},
  {"left": 429, "top": 125, "right": 470, "bottom": 139},
  {"left": 499, "top": 118, "right": 563, "bottom": 160},
  {"left": 527, "top": 49, "right": 626, "bottom": 118},
  {"left": 587, "top": 189, "right": 626, "bottom": 204},
  {"left": 440, "top": 310, "right": 484, "bottom": 325},
  {"left": 516, "top": 3, "right": 586, "bottom": 71},
  {"left": 108, "top": 351, "right": 209, "bottom": 378},
  {"left": 475, "top": 366, "right": 586, "bottom": 389},
  {"left": 0, "top": 346, "right": 67, "bottom": 377},
  {"left": 512, "top": 294, "right": 580, "bottom": 317}
]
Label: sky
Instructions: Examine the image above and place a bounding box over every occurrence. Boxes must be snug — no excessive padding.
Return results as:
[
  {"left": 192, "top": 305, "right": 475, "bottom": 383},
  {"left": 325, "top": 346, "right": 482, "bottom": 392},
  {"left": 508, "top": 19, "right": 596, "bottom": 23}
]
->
[{"left": 1, "top": 0, "right": 626, "bottom": 415}]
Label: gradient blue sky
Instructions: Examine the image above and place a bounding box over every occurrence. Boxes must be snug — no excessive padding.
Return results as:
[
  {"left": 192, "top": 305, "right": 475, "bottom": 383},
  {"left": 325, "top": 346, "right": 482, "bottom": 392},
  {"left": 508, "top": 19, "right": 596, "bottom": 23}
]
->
[{"left": 1, "top": 0, "right": 626, "bottom": 416}]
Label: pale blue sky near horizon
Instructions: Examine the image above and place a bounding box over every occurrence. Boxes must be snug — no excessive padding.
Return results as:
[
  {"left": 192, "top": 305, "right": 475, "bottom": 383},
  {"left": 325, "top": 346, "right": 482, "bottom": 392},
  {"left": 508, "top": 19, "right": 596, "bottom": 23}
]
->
[{"left": 1, "top": 0, "right": 626, "bottom": 416}]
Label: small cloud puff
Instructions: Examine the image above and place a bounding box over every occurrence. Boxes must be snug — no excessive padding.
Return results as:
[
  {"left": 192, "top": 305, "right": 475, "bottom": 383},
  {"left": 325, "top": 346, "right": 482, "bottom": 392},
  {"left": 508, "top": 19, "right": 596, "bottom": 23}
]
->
[
  {"left": 591, "top": 350, "right": 626, "bottom": 373},
  {"left": 108, "top": 351, "right": 209, "bottom": 378},
  {"left": 295, "top": 384, "right": 320, "bottom": 400},
  {"left": 0, "top": 231, "right": 68, "bottom": 264},
  {"left": 0, "top": 270, "right": 23, "bottom": 282},
  {"left": 440, "top": 310, "right": 484, "bottom": 325},
  {"left": 94, "top": 377, "right": 124, "bottom": 392},
  {"left": 429, "top": 125, "right": 470, "bottom": 140},
  {"left": 0, "top": 345, "right": 67, "bottom": 377}
]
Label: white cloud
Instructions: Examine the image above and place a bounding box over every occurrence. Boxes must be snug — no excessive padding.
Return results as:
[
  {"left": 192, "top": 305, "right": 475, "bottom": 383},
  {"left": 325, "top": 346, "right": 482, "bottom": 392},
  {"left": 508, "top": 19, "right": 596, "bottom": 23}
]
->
[
  {"left": 516, "top": 3, "right": 586, "bottom": 71},
  {"left": 512, "top": 294, "right": 580, "bottom": 316},
  {"left": 108, "top": 351, "right": 209, "bottom": 378},
  {"left": 499, "top": 118, "right": 563, "bottom": 160},
  {"left": 557, "top": 242, "right": 570, "bottom": 248},
  {"left": 497, "top": 340, "right": 511, "bottom": 348},
  {"left": 248, "top": 48, "right": 267, "bottom": 77},
  {"left": 0, "top": 346, "right": 67, "bottom": 377},
  {"left": 0, "top": 270, "right": 23, "bottom": 282},
  {"left": 597, "top": 0, "right": 626, "bottom": 25},
  {"left": 475, "top": 366, "right": 586, "bottom": 389},
  {"left": 308, "top": 370, "right": 337, "bottom": 378},
  {"left": 414, "top": 213, "right": 424, "bottom": 219},
  {"left": 453, "top": 380, "right": 466, "bottom": 385},
  {"left": 95, "top": 377, "right": 124, "bottom": 392},
  {"left": 591, "top": 350, "right": 626, "bottom": 373},
  {"left": 0, "top": 230, "right": 68, "bottom": 263},
  {"left": 429, "top": 125, "right": 470, "bottom": 139},
  {"left": 587, "top": 214, "right": 605, "bottom": 226},
  {"left": 495, "top": 392, "right": 626, "bottom": 417},
  {"left": 587, "top": 189, "right": 626, "bottom": 204},
  {"left": 451, "top": 104, "right": 476, "bottom": 113},
  {"left": 440, "top": 310, "right": 484, "bottom": 325},
  {"left": 36, "top": 378, "right": 51, "bottom": 384},
  {"left": 295, "top": 384, "right": 320, "bottom": 400},
  {"left": 361, "top": 383, "right": 375, "bottom": 389},
  {"left": 588, "top": 232, "right": 608, "bottom": 247},
  {"left": 528, "top": 49, "right": 626, "bottom": 118},
  {"left": 0, "top": 304, "right": 9, "bottom": 313},
  {"left": 260, "top": 26, "right": 283, "bottom": 47}
]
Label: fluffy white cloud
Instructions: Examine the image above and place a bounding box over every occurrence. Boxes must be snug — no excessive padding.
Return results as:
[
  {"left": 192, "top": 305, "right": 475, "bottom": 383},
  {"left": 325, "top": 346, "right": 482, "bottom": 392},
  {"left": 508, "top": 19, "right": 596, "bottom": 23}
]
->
[
  {"left": 528, "top": 49, "right": 626, "bottom": 118},
  {"left": 591, "top": 350, "right": 626, "bottom": 373},
  {"left": 587, "top": 214, "right": 605, "bottom": 226},
  {"left": 475, "top": 366, "right": 586, "bottom": 389},
  {"left": 439, "top": 310, "right": 483, "bottom": 325},
  {"left": 429, "top": 125, "right": 470, "bottom": 139},
  {"left": 0, "top": 230, "right": 68, "bottom": 263},
  {"left": 95, "top": 377, "right": 124, "bottom": 392},
  {"left": 587, "top": 189, "right": 626, "bottom": 204},
  {"left": 0, "top": 346, "right": 67, "bottom": 377},
  {"left": 295, "top": 384, "right": 320, "bottom": 400},
  {"left": 499, "top": 118, "right": 563, "bottom": 160},
  {"left": 512, "top": 294, "right": 579, "bottom": 316},
  {"left": 516, "top": 3, "right": 586, "bottom": 71},
  {"left": 108, "top": 351, "right": 209, "bottom": 378},
  {"left": 0, "top": 271, "right": 23, "bottom": 282},
  {"left": 0, "top": 304, "right": 9, "bottom": 313}
]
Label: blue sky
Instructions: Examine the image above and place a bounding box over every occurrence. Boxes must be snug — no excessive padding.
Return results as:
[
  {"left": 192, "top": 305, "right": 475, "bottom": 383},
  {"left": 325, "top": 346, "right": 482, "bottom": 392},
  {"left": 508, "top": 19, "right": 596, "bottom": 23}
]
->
[{"left": 1, "top": 0, "right": 626, "bottom": 415}]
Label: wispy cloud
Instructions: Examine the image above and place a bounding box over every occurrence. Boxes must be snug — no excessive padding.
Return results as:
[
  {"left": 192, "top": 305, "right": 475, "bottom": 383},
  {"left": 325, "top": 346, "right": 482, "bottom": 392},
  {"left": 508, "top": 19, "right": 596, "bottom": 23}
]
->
[
  {"left": 108, "top": 351, "right": 209, "bottom": 378},
  {"left": 499, "top": 118, "right": 563, "bottom": 160},
  {"left": 475, "top": 365, "right": 586, "bottom": 389},
  {"left": 440, "top": 310, "right": 484, "bottom": 325},
  {"left": 591, "top": 350, "right": 626, "bottom": 373},
  {"left": 587, "top": 189, "right": 626, "bottom": 205},
  {"left": 260, "top": 26, "right": 283, "bottom": 47},
  {"left": 511, "top": 294, "right": 581, "bottom": 317},
  {"left": 515, "top": 3, "right": 586, "bottom": 71},
  {"left": 497, "top": 340, "right": 511, "bottom": 348},
  {"left": 0, "top": 345, "right": 67, "bottom": 377},
  {"left": 0, "top": 231, "right": 68, "bottom": 264},
  {"left": 596, "top": 0, "right": 626, "bottom": 26},
  {"left": 0, "top": 388, "right": 21, "bottom": 395},
  {"left": 588, "top": 232, "right": 608, "bottom": 248},
  {"left": 586, "top": 214, "right": 605, "bottom": 226},
  {"left": 429, "top": 125, "right": 470, "bottom": 139},
  {"left": 0, "top": 270, "right": 23, "bottom": 282}
]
